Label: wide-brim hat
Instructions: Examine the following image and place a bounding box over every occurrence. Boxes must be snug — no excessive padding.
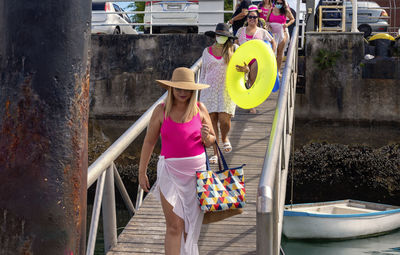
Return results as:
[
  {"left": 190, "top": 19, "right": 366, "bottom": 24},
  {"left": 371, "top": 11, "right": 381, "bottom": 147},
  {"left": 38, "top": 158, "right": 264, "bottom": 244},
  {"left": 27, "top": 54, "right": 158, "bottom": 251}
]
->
[
  {"left": 205, "top": 23, "right": 237, "bottom": 39},
  {"left": 156, "top": 67, "right": 209, "bottom": 90}
]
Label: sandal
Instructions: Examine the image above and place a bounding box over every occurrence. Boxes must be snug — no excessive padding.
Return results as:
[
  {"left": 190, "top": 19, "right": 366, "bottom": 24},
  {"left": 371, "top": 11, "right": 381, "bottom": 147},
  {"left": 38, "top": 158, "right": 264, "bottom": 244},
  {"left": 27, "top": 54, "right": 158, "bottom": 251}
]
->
[
  {"left": 209, "top": 155, "right": 218, "bottom": 164},
  {"left": 222, "top": 141, "right": 232, "bottom": 154}
]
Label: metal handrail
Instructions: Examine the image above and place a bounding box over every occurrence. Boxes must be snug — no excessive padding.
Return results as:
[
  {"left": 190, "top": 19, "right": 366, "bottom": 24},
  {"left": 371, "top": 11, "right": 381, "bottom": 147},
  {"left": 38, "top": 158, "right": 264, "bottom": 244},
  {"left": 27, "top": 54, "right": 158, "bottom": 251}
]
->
[
  {"left": 86, "top": 58, "right": 202, "bottom": 255},
  {"left": 256, "top": 5, "right": 299, "bottom": 255}
]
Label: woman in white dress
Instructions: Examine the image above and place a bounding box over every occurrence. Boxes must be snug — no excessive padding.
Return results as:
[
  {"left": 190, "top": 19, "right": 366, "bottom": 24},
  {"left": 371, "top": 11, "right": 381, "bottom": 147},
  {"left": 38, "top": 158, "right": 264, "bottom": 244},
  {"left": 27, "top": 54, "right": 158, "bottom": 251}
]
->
[{"left": 199, "top": 23, "right": 237, "bottom": 164}]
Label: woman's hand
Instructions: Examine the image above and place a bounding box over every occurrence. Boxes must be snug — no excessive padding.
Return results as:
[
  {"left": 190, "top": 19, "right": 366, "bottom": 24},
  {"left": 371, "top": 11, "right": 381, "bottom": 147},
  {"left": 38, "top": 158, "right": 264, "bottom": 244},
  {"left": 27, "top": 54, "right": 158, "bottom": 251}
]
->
[
  {"left": 201, "top": 124, "right": 211, "bottom": 142},
  {"left": 236, "top": 62, "right": 250, "bottom": 73},
  {"left": 139, "top": 172, "right": 150, "bottom": 192}
]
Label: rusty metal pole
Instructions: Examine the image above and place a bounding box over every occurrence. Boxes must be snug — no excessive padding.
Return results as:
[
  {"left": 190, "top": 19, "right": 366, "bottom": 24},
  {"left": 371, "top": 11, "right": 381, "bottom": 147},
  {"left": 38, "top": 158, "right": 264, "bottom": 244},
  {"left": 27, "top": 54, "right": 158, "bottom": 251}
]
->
[{"left": 0, "top": 0, "right": 91, "bottom": 254}]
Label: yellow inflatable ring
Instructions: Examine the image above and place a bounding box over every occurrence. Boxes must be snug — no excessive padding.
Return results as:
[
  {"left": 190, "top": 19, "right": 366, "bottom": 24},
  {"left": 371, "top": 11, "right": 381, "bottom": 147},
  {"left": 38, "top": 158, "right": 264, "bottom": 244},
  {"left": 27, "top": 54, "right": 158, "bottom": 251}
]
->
[
  {"left": 368, "top": 33, "right": 395, "bottom": 42},
  {"left": 226, "top": 40, "right": 277, "bottom": 109}
]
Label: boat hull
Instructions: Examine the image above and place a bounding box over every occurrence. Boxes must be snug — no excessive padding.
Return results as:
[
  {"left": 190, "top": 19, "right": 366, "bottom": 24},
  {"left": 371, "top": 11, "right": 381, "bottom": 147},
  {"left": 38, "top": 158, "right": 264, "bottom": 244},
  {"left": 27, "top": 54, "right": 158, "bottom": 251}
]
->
[{"left": 283, "top": 200, "right": 400, "bottom": 239}]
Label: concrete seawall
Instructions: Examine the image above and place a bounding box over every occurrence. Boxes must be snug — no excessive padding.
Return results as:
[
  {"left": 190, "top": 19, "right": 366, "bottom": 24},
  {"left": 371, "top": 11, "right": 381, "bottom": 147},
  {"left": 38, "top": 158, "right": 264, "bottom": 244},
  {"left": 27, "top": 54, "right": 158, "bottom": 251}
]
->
[
  {"left": 296, "top": 32, "right": 400, "bottom": 123},
  {"left": 90, "top": 34, "right": 213, "bottom": 118}
]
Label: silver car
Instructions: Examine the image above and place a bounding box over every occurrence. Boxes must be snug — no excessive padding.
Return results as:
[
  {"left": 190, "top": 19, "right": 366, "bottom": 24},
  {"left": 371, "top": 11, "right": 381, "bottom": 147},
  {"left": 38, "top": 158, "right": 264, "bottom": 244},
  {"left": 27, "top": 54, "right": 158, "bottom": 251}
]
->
[
  {"left": 345, "top": 0, "right": 389, "bottom": 36},
  {"left": 92, "top": 2, "right": 138, "bottom": 35},
  {"left": 143, "top": 0, "right": 199, "bottom": 33}
]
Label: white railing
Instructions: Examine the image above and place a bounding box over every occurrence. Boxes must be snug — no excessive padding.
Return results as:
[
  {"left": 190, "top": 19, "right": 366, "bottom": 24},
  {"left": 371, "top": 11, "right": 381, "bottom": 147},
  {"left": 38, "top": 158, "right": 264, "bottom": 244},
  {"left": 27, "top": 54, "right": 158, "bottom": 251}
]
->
[
  {"left": 92, "top": 0, "right": 234, "bottom": 34},
  {"left": 256, "top": 3, "right": 299, "bottom": 254},
  {"left": 85, "top": 59, "right": 202, "bottom": 255}
]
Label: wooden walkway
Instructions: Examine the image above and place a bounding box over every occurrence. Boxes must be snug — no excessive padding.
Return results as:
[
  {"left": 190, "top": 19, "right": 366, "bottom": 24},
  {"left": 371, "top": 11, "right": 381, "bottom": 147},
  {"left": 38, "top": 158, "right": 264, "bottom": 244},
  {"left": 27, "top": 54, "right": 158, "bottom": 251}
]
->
[{"left": 108, "top": 93, "right": 278, "bottom": 255}]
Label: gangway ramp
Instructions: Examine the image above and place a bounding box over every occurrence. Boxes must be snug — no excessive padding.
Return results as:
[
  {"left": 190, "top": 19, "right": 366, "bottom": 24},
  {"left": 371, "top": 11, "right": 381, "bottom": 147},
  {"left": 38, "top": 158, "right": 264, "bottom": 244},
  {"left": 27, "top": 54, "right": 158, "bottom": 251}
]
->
[{"left": 107, "top": 93, "right": 278, "bottom": 254}]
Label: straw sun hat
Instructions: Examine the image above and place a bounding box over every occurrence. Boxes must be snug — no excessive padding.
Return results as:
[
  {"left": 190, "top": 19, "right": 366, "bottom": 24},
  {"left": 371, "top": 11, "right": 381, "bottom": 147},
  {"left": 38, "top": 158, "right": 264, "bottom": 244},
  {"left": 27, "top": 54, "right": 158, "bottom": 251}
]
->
[{"left": 156, "top": 67, "right": 209, "bottom": 90}]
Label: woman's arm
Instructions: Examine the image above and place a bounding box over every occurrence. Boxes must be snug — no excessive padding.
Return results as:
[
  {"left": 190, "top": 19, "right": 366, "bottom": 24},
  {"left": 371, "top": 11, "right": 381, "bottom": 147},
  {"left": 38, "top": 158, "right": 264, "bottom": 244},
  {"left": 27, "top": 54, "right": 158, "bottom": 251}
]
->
[
  {"left": 138, "top": 104, "right": 163, "bottom": 192},
  {"left": 264, "top": 29, "right": 277, "bottom": 52},
  {"left": 284, "top": 7, "right": 295, "bottom": 28},
  {"left": 270, "top": 37, "right": 277, "bottom": 52},
  {"left": 199, "top": 49, "right": 207, "bottom": 83},
  {"left": 198, "top": 102, "right": 216, "bottom": 147}
]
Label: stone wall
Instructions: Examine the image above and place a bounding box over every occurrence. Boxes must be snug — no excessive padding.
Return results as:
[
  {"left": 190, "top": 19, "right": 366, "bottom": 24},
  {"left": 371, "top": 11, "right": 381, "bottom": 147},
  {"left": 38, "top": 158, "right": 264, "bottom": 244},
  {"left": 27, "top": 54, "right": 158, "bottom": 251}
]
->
[
  {"left": 296, "top": 32, "right": 400, "bottom": 123},
  {"left": 90, "top": 34, "right": 213, "bottom": 118}
]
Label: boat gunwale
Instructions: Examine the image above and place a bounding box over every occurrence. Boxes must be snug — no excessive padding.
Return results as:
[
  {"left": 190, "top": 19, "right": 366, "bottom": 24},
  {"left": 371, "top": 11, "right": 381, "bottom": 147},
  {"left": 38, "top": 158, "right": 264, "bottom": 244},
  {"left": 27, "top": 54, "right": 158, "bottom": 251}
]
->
[{"left": 284, "top": 199, "right": 400, "bottom": 218}]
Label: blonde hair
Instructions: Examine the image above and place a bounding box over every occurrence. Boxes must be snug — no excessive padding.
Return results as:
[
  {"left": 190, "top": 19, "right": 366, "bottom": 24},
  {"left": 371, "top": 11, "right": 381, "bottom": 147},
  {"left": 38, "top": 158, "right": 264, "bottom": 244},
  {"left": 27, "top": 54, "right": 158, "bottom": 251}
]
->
[
  {"left": 222, "top": 40, "right": 234, "bottom": 65},
  {"left": 164, "top": 87, "right": 199, "bottom": 122}
]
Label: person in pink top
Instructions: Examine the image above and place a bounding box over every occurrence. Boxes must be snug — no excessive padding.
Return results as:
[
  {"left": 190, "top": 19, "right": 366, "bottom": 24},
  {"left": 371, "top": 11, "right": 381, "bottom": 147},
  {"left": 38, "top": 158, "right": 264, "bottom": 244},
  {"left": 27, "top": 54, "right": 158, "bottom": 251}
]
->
[
  {"left": 235, "top": 5, "right": 277, "bottom": 114},
  {"left": 138, "top": 67, "right": 216, "bottom": 255},
  {"left": 266, "top": 0, "right": 295, "bottom": 76},
  {"left": 258, "top": 0, "right": 274, "bottom": 22}
]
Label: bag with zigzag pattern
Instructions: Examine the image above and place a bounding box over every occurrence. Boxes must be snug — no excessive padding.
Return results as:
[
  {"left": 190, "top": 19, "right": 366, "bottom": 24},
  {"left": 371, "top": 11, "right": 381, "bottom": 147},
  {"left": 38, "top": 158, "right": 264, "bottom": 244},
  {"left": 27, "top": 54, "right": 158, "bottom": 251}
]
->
[{"left": 196, "top": 143, "right": 246, "bottom": 224}]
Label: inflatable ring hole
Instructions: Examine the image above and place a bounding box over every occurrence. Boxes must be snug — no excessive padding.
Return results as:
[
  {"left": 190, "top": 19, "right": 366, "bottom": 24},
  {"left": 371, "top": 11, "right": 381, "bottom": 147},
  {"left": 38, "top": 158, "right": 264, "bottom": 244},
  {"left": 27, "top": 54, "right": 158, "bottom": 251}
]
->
[
  {"left": 246, "top": 59, "right": 258, "bottom": 89},
  {"left": 226, "top": 40, "right": 277, "bottom": 109}
]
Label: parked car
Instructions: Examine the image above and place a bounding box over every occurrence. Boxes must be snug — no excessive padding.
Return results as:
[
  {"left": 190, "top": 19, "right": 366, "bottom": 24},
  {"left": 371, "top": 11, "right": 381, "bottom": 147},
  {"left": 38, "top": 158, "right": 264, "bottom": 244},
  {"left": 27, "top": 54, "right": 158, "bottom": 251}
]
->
[
  {"left": 143, "top": 0, "right": 199, "bottom": 33},
  {"left": 92, "top": 2, "right": 138, "bottom": 35},
  {"left": 344, "top": 0, "right": 389, "bottom": 37}
]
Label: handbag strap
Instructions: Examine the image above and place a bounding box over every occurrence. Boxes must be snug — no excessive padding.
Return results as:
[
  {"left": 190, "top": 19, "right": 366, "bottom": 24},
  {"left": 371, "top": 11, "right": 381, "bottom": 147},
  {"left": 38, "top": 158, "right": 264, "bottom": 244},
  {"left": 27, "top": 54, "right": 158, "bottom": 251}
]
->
[{"left": 204, "top": 142, "right": 229, "bottom": 171}]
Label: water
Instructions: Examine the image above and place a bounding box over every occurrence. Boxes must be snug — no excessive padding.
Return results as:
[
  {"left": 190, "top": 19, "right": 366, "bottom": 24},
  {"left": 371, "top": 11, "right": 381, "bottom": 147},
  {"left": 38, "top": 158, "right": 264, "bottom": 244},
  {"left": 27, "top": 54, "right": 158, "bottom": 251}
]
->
[{"left": 282, "top": 229, "right": 400, "bottom": 254}]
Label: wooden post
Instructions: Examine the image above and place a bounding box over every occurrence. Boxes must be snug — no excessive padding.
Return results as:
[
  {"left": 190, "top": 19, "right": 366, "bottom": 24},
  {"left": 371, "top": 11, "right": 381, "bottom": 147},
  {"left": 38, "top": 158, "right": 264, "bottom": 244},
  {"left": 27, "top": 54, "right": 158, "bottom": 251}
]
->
[{"left": 0, "top": 1, "right": 91, "bottom": 254}]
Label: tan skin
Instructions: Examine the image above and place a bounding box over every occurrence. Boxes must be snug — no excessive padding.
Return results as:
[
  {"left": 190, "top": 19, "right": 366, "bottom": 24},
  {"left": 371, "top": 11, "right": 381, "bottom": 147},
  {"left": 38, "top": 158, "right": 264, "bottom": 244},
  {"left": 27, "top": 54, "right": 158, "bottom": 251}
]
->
[
  {"left": 208, "top": 41, "right": 234, "bottom": 155},
  {"left": 138, "top": 87, "right": 215, "bottom": 255},
  {"left": 266, "top": 1, "right": 295, "bottom": 73},
  {"left": 260, "top": 0, "right": 273, "bottom": 9},
  {"left": 234, "top": 11, "right": 277, "bottom": 113},
  {"left": 228, "top": 3, "right": 248, "bottom": 25}
]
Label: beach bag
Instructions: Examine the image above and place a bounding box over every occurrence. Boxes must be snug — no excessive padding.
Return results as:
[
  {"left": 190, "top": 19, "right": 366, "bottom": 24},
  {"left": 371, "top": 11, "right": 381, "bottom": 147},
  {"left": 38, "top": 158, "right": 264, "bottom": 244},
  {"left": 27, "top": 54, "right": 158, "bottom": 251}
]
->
[{"left": 196, "top": 143, "right": 246, "bottom": 224}]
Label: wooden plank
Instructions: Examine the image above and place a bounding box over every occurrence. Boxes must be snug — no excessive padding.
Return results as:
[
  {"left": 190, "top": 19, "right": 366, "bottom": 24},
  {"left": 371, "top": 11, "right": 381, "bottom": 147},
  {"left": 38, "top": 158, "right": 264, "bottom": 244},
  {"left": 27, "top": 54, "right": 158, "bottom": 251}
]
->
[{"left": 107, "top": 93, "right": 278, "bottom": 255}]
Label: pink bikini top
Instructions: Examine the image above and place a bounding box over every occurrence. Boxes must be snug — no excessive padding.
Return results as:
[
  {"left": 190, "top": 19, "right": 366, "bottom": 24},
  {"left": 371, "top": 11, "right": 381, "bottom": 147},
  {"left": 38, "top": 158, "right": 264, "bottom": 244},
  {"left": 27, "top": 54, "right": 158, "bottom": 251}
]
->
[
  {"left": 269, "top": 12, "right": 286, "bottom": 24},
  {"left": 259, "top": 6, "right": 270, "bottom": 21},
  {"left": 160, "top": 105, "right": 205, "bottom": 159}
]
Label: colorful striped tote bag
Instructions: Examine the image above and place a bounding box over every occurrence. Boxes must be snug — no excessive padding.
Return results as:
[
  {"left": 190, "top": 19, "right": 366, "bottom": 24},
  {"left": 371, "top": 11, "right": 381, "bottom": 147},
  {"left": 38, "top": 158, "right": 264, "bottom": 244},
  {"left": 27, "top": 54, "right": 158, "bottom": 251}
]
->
[{"left": 196, "top": 143, "right": 246, "bottom": 223}]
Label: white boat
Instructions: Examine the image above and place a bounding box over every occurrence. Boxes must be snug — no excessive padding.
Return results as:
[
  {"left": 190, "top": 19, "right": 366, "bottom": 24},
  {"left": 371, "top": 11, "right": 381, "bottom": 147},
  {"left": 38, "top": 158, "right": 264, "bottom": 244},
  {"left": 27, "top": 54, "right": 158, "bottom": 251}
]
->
[{"left": 283, "top": 199, "right": 400, "bottom": 240}]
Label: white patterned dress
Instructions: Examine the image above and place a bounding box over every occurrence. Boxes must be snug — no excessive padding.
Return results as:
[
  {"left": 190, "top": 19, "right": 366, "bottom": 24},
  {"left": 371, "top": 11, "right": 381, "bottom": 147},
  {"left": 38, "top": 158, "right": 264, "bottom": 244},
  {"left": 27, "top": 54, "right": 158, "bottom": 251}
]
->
[{"left": 199, "top": 47, "right": 236, "bottom": 116}]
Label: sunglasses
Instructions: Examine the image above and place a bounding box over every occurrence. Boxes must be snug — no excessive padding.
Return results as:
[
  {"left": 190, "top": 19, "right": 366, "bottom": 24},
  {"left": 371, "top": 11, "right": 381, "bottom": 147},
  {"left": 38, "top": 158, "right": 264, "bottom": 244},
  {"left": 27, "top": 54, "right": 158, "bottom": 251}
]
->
[
  {"left": 248, "top": 16, "right": 258, "bottom": 19},
  {"left": 276, "top": 1, "right": 283, "bottom": 3}
]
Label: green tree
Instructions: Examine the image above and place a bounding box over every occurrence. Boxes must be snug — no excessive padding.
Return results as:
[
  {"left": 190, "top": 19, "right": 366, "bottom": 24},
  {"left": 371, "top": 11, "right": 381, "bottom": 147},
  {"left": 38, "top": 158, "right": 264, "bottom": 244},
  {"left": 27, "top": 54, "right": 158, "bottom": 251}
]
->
[
  {"left": 225, "top": 0, "right": 234, "bottom": 22},
  {"left": 126, "top": 2, "right": 146, "bottom": 31}
]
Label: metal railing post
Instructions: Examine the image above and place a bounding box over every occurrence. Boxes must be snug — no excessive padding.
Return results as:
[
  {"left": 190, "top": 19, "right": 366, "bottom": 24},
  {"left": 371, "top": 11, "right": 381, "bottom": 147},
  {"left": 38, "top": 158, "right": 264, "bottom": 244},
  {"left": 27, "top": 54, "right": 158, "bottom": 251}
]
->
[
  {"left": 113, "top": 164, "right": 135, "bottom": 216},
  {"left": 102, "top": 164, "right": 117, "bottom": 253},
  {"left": 86, "top": 171, "right": 106, "bottom": 255},
  {"left": 256, "top": 23, "right": 299, "bottom": 255}
]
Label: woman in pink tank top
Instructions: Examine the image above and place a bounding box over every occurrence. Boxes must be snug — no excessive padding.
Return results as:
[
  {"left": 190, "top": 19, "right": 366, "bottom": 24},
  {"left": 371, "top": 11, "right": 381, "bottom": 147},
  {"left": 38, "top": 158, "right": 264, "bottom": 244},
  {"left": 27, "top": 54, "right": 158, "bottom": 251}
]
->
[
  {"left": 258, "top": 0, "right": 273, "bottom": 22},
  {"left": 138, "top": 67, "right": 215, "bottom": 255},
  {"left": 266, "top": 0, "right": 295, "bottom": 76}
]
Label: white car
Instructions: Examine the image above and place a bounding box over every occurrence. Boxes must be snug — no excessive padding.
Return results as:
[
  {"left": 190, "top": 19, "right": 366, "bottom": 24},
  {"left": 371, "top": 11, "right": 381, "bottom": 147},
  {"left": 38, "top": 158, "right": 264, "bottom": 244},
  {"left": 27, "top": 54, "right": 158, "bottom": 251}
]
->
[
  {"left": 92, "top": 2, "right": 138, "bottom": 35},
  {"left": 143, "top": 0, "right": 199, "bottom": 33},
  {"left": 344, "top": 0, "right": 389, "bottom": 37}
]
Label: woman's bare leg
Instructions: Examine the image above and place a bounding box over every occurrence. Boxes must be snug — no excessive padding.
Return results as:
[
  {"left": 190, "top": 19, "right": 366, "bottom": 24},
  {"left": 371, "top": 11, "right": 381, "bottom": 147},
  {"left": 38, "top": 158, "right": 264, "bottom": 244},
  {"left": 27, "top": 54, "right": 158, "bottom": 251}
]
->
[
  {"left": 276, "top": 35, "right": 288, "bottom": 74},
  {"left": 160, "top": 192, "right": 185, "bottom": 255},
  {"left": 209, "top": 112, "right": 219, "bottom": 156},
  {"left": 218, "top": 113, "right": 232, "bottom": 144}
]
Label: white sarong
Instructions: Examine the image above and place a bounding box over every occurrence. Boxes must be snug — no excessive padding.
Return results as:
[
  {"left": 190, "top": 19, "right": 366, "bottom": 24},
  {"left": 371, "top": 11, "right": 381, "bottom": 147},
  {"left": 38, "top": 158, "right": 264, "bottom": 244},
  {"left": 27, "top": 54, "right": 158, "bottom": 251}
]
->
[{"left": 152, "top": 153, "right": 206, "bottom": 255}]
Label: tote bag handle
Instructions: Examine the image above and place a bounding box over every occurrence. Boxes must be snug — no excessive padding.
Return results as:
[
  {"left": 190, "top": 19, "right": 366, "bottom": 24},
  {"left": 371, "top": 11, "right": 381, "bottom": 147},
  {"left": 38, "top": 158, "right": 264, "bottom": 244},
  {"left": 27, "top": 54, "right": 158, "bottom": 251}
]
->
[{"left": 205, "top": 142, "right": 229, "bottom": 171}]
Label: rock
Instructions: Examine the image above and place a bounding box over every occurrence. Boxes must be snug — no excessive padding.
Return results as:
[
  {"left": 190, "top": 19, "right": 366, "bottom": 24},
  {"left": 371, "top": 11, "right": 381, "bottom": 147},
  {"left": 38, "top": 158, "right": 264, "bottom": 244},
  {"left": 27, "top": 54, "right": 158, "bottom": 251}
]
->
[{"left": 287, "top": 143, "right": 400, "bottom": 206}]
